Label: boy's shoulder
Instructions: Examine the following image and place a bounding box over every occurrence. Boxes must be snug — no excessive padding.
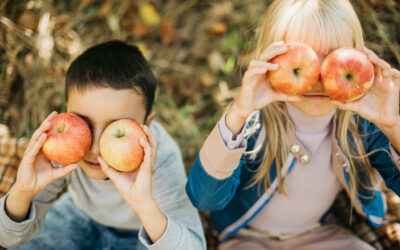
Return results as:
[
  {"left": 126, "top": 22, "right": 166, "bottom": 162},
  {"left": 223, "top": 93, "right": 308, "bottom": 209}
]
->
[{"left": 149, "top": 120, "right": 183, "bottom": 166}]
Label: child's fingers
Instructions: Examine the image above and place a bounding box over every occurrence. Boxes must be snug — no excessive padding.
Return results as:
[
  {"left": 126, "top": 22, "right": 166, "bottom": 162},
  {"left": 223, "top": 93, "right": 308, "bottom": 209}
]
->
[
  {"left": 142, "top": 126, "right": 157, "bottom": 162},
  {"left": 24, "top": 133, "right": 47, "bottom": 164},
  {"left": 245, "top": 67, "right": 271, "bottom": 78},
  {"left": 362, "top": 47, "right": 391, "bottom": 70},
  {"left": 259, "top": 45, "right": 287, "bottom": 62},
  {"left": 139, "top": 137, "right": 153, "bottom": 172},
  {"left": 97, "top": 156, "right": 119, "bottom": 181},
  {"left": 384, "top": 68, "right": 400, "bottom": 80},
  {"left": 248, "top": 60, "right": 278, "bottom": 70},
  {"left": 31, "top": 111, "right": 57, "bottom": 143},
  {"left": 330, "top": 99, "right": 359, "bottom": 113},
  {"left": 51, "top": 163, "right": 79, "bottom": 180}
]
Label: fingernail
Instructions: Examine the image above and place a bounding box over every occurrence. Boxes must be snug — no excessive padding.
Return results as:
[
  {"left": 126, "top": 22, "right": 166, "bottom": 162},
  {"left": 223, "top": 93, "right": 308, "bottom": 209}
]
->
[
  {"left": 277, "top": 41, "right": 284, "bottom": 44},
  {"left": 383, "top": 70, "right": 391, "bottom": 76},
  {"left": 271, "top": 64, "right": 279, "bottom": 70}
]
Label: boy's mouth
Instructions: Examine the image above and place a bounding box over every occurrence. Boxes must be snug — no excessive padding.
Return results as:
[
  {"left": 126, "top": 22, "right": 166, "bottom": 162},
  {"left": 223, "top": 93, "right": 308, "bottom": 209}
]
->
[{"left": 84, "top": 160, "right": 101, "bottom": 169}]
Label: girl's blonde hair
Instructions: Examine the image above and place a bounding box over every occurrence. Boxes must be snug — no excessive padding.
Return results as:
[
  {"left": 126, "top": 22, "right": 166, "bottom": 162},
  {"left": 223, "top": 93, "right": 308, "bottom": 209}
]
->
[{"left": 249, "top": 0, "right": 380, "bottom": 200}]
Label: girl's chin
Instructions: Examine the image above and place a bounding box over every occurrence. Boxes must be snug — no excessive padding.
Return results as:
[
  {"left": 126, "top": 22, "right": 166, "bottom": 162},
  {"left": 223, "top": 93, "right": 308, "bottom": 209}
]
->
[{"left": 289, "top": 100, "right": 337, "bottom": 117}]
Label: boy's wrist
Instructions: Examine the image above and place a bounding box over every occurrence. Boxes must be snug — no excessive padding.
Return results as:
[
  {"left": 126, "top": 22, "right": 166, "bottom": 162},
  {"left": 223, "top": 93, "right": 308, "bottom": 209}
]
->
[
  {"left": 134, "top": 198, "right": 168, "bottom": 243},
  {"left": 11, "top": 183, "right": 36, "bottom": 202},
  {"left": 5, "top": 185, "right": 35, "bottom": 222},
  {"left": 130, "top": 198, "right": 158, "bottom": 214}
]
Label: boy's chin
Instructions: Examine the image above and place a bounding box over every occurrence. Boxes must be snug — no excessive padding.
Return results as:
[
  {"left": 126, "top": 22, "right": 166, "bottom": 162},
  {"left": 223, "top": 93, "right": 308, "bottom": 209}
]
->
[{"left": 79, "top": 162, "right": 109, "bottom": 180}]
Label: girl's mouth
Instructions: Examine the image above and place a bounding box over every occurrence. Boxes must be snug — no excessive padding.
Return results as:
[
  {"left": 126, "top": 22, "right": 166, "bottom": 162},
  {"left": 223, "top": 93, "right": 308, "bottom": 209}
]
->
[{"left": 302, "top": 93, "right": 330, "bottom": 100}]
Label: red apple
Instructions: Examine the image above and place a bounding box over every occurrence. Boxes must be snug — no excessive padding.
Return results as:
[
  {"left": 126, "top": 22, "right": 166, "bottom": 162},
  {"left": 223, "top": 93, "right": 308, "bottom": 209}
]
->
[
  {"left": 267, "top": 42, "right": 321, "bottom": 96},
  {"left": 42, "top": 113, "right": 91, "bottom": 166},
  {"left": 99, "top": 119, "right": 146, "bottom": 172},
  {"left": 321, "top": 48, "right": 374, "bottom": 102}
]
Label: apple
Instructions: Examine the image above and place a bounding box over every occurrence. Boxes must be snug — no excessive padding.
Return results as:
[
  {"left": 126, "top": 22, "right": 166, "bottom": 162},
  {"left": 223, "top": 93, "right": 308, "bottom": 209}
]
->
[
  {"left": 99, "top": 119, "right": 146, "bottom": 172},
  {"left": 42, "top": 113, "right": 91, "bottom": 166},
  {"left": 321, "top": 48, "right": 374, "bottom": 102},
  {"left": 267, "top": 42, "right": 321, "bottom": 96}
]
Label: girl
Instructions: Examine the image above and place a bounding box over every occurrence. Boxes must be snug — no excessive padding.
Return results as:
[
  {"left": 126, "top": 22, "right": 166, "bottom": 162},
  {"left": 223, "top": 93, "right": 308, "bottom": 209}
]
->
[{"left": 186, "top": 0, "right": 400, "bottom": 249}]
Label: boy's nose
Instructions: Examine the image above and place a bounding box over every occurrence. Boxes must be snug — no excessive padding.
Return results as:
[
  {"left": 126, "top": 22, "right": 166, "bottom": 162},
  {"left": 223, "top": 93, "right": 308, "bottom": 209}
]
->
[{"left": 89, "top": 128, "right": 101, "bottom": 156}]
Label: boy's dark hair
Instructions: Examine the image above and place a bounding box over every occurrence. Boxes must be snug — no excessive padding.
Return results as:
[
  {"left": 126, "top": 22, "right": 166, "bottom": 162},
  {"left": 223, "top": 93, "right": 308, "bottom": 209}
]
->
[{"left": 65, "top": 40, "right": 157, "bottom": 118}]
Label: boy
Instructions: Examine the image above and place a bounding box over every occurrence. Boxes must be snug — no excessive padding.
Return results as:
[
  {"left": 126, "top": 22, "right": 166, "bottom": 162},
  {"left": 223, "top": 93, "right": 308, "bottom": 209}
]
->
[{"left": 0, "top": 41, "right": 206, "bottom": 249}]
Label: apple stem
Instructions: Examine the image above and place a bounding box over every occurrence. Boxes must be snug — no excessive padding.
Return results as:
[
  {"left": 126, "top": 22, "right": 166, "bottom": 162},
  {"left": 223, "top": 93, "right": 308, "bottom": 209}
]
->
[
  {"left": 116, "top": 129, "right": 125, "bottom": 138},
  {"left": 56, "top": 124, "right": 66, "bottom": 134}
]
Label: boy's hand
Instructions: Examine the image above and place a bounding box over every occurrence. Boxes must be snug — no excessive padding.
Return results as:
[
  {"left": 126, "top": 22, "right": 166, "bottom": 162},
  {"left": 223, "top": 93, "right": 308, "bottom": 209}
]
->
[
  {"left": 97, "top": 126, "right": 168, "bottom": 242},
  {"left": 98, "top": 125, "right": 157, "bottom": 210},
  {"left": 99, "top": 125, "right": 168, "bottom": 243},
  {"left": 14, "top": 111, "right": 79, "bottom": 197},
  {"left": 6, "top": 111, "right": 78, "bottom": 222}
]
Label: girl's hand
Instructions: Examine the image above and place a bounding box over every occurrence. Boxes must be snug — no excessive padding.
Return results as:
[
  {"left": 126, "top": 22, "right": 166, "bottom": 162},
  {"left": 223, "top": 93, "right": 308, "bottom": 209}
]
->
[
  {"left": 14, "top": 111, "right": 79, "bottom": 198},
  {"left": 98, "top": 125, "right": 157, "bottom": 210},
  {"left": 331, "top": 47, "right": 400, "bottom": 130},
  {"left": 227, "top": 41, "right": 301, "bottom": 134}
]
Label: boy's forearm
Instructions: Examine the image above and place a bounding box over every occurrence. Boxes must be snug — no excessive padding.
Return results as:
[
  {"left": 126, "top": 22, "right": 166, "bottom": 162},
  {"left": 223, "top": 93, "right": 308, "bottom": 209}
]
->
[
  {"left": 134, "top": 199, "right": 167, "bottom": 243},
  {"left": 5, "top": 185, "right": 35, "bottom": 222}
]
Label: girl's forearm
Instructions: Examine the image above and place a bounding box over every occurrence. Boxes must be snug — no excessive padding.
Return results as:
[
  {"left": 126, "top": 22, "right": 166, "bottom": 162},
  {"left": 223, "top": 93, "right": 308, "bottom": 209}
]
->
[
  {"left": 378, "top": 117, "right": 400, "bottom": 153},
  {"left": 134, "top": 199, "right": 167, "bottom": 243},
  {"left": 5, "top": 185, "right": 35, "bottom": 222}
]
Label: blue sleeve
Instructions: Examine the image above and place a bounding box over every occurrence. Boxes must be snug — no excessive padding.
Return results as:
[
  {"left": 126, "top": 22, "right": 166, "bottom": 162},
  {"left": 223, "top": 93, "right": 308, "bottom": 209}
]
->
[
  {"left": 185, "top": 155, "right": 243, "bottom": 211},
  {"left": 363, "top": 120, "right": 400, "bottom": 195}
]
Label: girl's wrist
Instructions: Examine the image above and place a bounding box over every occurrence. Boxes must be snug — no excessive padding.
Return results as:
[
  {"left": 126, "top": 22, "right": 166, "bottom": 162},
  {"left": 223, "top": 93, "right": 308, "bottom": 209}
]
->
[{"left": 226, "top": 103, "right": 250, "bottom": 135}]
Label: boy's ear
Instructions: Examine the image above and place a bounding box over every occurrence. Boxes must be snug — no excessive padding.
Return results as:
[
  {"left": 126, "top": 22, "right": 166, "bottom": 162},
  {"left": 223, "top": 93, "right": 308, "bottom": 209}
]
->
[{"left": 145, "top": 110, "right": 156, "bottom": 127}]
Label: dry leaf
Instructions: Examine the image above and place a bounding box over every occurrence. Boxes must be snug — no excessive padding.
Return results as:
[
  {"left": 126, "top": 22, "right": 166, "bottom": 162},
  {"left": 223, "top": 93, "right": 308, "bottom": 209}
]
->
[
  {"left": 200, "top": 74, "right": 216, "bottom": 87},
  {"left": 139, "top": 3, "right": 161, "bottom": 27},
  {"left": 17, "top": 11, "right": 39, "bottom": 31},
  {"left": 159, "top": 19, "right": 176, "bottom": 45},
  {"left": 208, "top": 50, "right": 225, "bottom": 73},
  {"left": 130, "top": 22, "right": 150, "bottom": 38},
  {"left": 160, "top": 74, "right": 176, "bottom": 86},
  {"left": 208, "top": 22, "right": 228, "bottom": 37}
]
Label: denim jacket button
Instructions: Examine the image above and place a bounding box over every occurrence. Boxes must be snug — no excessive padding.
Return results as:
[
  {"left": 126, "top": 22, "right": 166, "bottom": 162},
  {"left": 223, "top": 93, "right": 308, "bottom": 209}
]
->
[
  {"left": 291, "top": 144, "right": 300, "bottom": 154},
  {"left": 299, "top": 154, "right": 310, "bottom": 164}
]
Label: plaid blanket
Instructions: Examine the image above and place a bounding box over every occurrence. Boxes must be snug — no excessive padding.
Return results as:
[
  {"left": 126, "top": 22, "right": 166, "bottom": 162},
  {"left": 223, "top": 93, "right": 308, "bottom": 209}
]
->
[{"left": 0, "top": 124, "right": 399, "bottom": 249}]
